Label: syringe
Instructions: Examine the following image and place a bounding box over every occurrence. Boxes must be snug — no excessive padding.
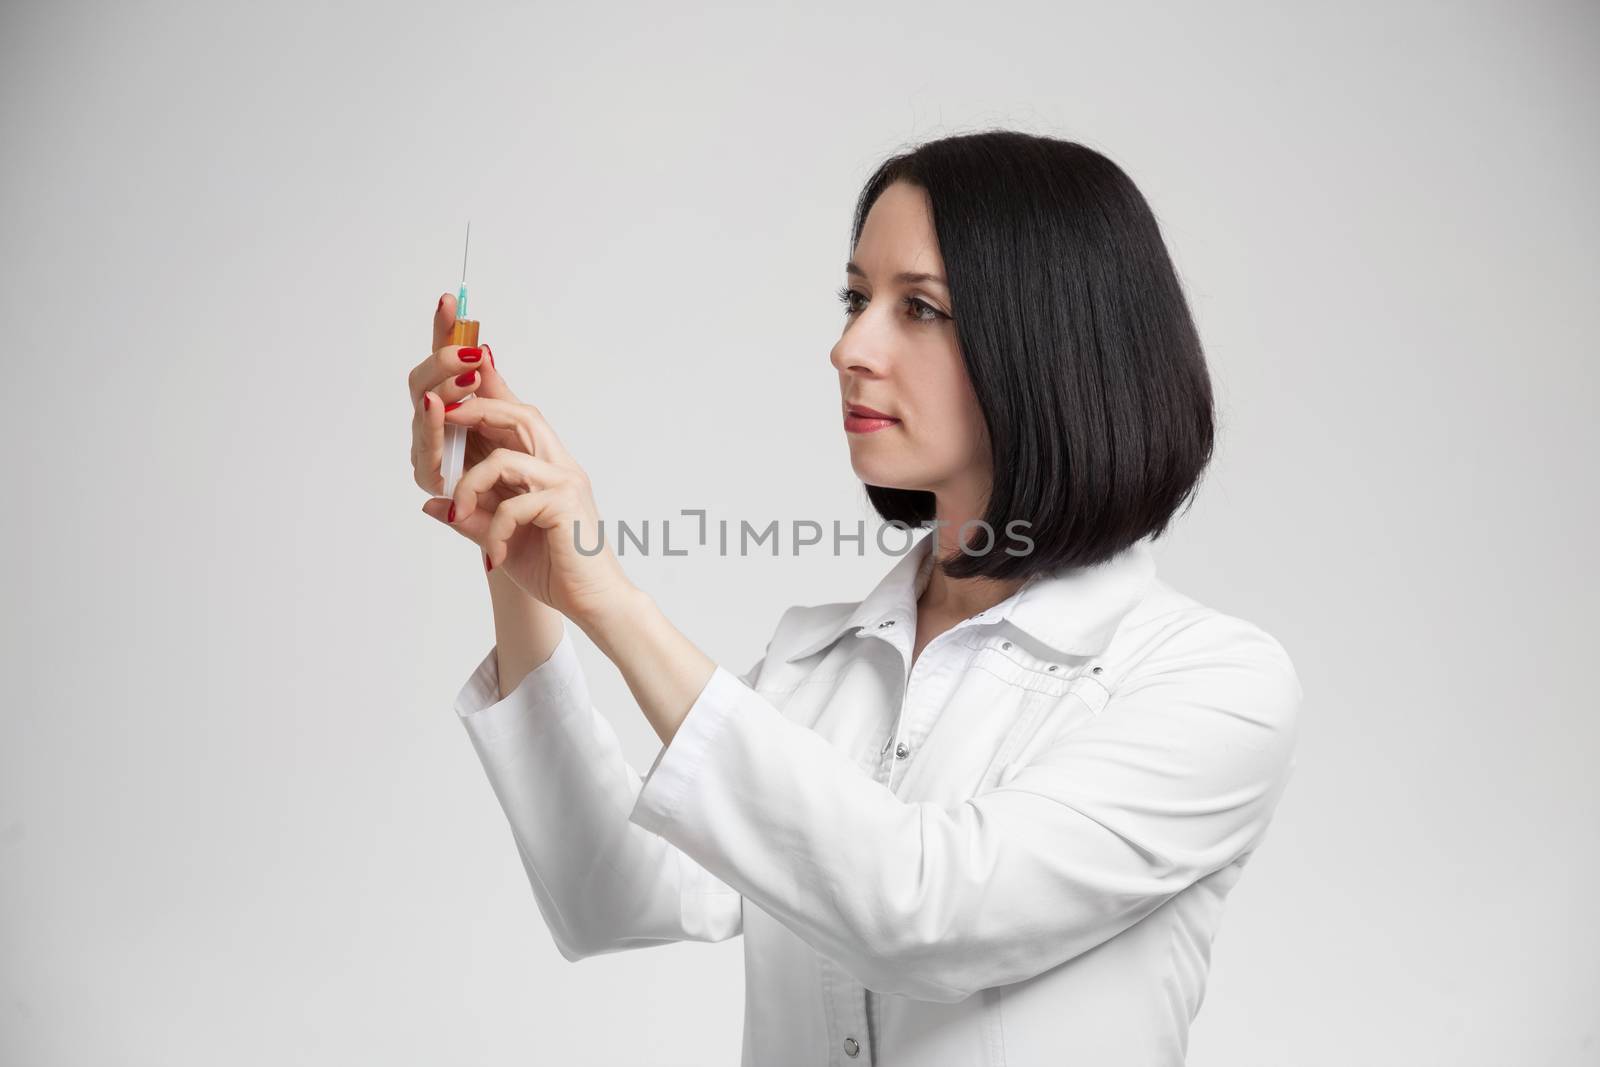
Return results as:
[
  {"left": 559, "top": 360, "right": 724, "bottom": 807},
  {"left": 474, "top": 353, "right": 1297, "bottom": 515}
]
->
[{"left": 441, "top": 222, "right": 478, "bottom": 499}]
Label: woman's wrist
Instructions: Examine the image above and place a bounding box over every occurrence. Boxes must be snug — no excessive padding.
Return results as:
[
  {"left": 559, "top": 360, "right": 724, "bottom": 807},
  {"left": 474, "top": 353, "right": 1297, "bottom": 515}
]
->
[
  {"left": 575, "top": 583, "right": 716, "bottom": 745},
  {"left": 577, "top": 584, "right": 656, "bottom": 662},
  {"left": 486, "top": 567, "right": 567, "bottom": 698}
]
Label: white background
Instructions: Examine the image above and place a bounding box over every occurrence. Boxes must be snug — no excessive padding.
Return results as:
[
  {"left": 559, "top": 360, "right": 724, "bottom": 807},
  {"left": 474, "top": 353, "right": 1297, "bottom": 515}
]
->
[{"left": 2, "top": 1, "right": 1595, "bottom": 1063}]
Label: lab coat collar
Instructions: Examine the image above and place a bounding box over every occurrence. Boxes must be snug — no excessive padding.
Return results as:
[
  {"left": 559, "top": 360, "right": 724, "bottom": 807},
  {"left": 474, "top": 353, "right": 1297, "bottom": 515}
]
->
[
  {"left": 1004, "top": 536, "right": 1157, "bottom": 656},
  {"left": 782, "top": 533, "right": 1157, "bottom": 663}
]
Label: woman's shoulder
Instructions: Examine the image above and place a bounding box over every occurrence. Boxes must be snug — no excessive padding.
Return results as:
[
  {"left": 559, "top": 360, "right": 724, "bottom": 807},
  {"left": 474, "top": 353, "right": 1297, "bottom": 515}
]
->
[{"left": 1107, "top": 575, "right": 1303, "bottom": 709}]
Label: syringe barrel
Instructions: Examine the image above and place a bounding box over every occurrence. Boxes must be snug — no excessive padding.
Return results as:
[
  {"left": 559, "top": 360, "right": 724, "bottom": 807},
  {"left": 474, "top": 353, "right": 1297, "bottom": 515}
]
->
[{"left": 441, "top": 318, "right": 481, "bottom": 498}]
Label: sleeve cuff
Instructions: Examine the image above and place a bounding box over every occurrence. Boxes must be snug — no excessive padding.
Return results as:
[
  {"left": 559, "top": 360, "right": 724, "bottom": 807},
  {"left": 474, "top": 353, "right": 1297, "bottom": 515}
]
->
[
  {"left": 454, "top": 621, "right": 586, "bottom": 722},
  {"left": 629, "top": 664, "right": 744, "bottom": 833}
]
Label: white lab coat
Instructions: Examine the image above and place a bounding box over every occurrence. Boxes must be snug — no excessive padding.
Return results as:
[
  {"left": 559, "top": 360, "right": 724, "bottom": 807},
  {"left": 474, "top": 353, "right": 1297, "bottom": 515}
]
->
[{"left": 452, "top": 533, "right": 1303, "bottom": 1066}]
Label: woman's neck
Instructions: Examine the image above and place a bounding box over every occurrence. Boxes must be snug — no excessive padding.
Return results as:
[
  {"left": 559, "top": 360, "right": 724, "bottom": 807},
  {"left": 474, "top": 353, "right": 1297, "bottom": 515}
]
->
[
  {"left": 919, "top": 558, "right": 1026, "bottom": 622},
  {"left": 918, "top": 497, "right": 1027, "bottom": 622}
]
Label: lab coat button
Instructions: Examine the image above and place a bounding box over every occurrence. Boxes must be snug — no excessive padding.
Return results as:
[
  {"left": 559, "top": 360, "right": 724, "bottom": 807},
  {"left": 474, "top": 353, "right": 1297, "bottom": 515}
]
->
[
  {"left": 844, "top": 1036, "right": 861, "bottom": 1057},
  {"left": 894, "top": 743, "right": 910, "bottom": 760}
]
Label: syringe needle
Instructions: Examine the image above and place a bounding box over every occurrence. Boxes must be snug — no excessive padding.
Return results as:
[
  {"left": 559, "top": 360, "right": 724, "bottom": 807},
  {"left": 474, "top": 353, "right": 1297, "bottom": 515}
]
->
[{"left": 461, "top": 221, "right": 471, "bottom": 286}]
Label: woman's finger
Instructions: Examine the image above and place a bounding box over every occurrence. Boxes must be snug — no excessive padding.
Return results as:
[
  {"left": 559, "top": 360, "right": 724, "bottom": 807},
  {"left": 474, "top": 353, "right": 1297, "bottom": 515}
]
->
[
  {"left": 443, "top": 396, "right": 576, "bottom": 468},
  {"left": 482, "top": 488, "right": 565, "bottom": 571},
  {"left": 420, "top": 492, "right": 495, "bottom": 542},
  {"left": 460, "top": 343, "right": 517, "bottom": 403},
  {"left": 451, "top": 446, "right": 575, "bottom": 526},
  {"left": 430, "top": 365, "right": 485, "bottom": 406},
  {"left": 409, "top": 344, "right": 518, "bottom": 410},
  {"left": 414, "top": 390, "right": 526, "bottom": 497},
  {"left": 407, "top": 294, "right": 458, "bottom": 406},
  {"left": 440, "top": 397, "right": 537, "bottom": 457},
  {"left": 419, "top": 479, "right": 563, "bottom": 564},
  {"left": 411, "top": 389, "right": 446, "bottom": 494},
  {"left": 433, "top": 292, "right": 456, "bottom": 353},
  {"left": 408, "top": 343, "right": 483, "bottom": 407}
]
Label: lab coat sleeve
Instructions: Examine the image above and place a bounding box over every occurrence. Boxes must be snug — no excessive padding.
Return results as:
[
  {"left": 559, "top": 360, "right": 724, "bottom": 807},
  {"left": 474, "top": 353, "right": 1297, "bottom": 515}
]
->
[
  {"left": 627, "top": 616, "right": 1304, "bottom": 1002},
  {"left": 455, "top": 620, "right": 760, "bottom": 961}
]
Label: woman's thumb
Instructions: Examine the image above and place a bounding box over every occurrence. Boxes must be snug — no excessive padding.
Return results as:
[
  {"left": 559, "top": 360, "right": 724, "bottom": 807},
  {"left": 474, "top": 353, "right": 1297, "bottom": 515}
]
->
[{"left": 475, "top": 344, "right": 520, "bottom": 403}]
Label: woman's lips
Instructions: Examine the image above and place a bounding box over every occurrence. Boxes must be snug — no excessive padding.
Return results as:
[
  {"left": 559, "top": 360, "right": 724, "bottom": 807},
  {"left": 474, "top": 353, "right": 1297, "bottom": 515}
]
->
[{"left": 844, "top": 407, "right": 900, "bottom": 434}]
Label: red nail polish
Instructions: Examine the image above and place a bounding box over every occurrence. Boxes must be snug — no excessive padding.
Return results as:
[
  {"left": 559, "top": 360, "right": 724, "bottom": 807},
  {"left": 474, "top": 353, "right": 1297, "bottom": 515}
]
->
[
  {"left": 484, "top": 344, "right": 495, "bottom": 369},
  {"left": 444, "top": 400, "right": 464, "bottom": 412},
  {"left": 422, "top": 393, "right": 431, "bottom": 411},
  {"left": 458, "top": 347, "right": 482, "bottom": 363},
  {"left": 484, "top": 553, "right": 493, "bottom": 573},
  {"left": 448, "top": 501, "right": 457, "bottom": 523},
  {"left": 454, "top": 371, "right": 476, "bottom": 387}
]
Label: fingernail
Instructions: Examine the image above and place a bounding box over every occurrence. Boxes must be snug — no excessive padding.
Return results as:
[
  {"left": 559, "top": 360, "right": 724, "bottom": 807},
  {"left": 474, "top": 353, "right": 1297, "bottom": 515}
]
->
[
  {"left": 484, "top": 553, "right": 493, "bottom": 573},
  {"left": 437, "top": 294, "right": 446, "bottom": 311},
  {"left": 448, "top": 501, "right": 457, "bottom": 523},
  {"left": 484, "top": 344, "right": 495, "bottom": 369},
  {"left": 444, "top": 400, "right": 464, "bottom": 412},
  {"left": 459, "top": 347, "right": 483, "bottom": 363},
  {"left": 455, "top": 371, "right": 477, "bottom": 387}
]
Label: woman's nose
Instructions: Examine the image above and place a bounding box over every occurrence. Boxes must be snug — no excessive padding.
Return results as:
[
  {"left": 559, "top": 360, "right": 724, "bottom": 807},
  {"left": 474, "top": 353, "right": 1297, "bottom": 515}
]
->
[{"left": 830, "top": 336, "right": 889, "bottom": 377}]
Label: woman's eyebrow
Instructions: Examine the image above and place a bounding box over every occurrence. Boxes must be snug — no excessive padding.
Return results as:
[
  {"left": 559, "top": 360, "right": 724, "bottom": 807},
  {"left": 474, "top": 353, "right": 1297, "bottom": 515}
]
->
[{"left": 845, "top": 260, "right": 948, "bottom": 289}]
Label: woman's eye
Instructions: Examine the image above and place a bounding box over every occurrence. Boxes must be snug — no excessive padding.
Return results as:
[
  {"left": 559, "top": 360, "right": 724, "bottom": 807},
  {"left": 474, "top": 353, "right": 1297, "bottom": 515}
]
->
[{"left": 835, "top": 286, "right": 948, "bottom": 324}]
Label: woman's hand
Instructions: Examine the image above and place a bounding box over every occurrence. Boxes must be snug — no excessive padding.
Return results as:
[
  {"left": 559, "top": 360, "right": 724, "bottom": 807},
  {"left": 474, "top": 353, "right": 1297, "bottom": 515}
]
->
[
  {"left": 409, "top": 294, "right": 636, "bottom": 629},
  {"left": 409, "top": 293, "right": 507, "bottom": 495}
]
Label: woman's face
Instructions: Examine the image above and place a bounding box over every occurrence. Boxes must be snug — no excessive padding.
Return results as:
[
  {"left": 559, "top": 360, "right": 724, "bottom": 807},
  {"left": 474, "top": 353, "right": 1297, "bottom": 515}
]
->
[{"left": 830, "top": 181, "right": 989, "bottom": 501}]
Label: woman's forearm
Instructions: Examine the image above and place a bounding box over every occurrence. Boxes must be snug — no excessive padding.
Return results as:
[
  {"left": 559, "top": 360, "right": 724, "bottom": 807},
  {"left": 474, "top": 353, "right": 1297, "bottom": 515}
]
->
[
  {"left": 580, "top": 587, "right": 717, "bottom": 747},
  {"left": 486, "top": 566, "right": 567, "bottom": 699}
]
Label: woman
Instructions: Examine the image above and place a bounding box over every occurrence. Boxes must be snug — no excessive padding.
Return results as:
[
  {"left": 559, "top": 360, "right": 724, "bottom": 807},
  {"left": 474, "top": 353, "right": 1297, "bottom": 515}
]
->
[{"left": 408, "top": 130, "right": 1303, "bottom": 1066}]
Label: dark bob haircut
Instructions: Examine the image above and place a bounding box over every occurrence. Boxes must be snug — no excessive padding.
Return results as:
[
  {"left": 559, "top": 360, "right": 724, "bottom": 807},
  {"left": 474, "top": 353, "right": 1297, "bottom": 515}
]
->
[{"left": 851, "top": 130, "right": 1215, "bottom": 582}]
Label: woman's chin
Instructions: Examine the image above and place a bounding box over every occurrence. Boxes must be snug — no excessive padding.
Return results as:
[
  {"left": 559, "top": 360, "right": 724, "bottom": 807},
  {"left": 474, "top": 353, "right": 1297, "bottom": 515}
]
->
[{"left": 848, "top": 457, "right": 922, "bottom": 491}]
